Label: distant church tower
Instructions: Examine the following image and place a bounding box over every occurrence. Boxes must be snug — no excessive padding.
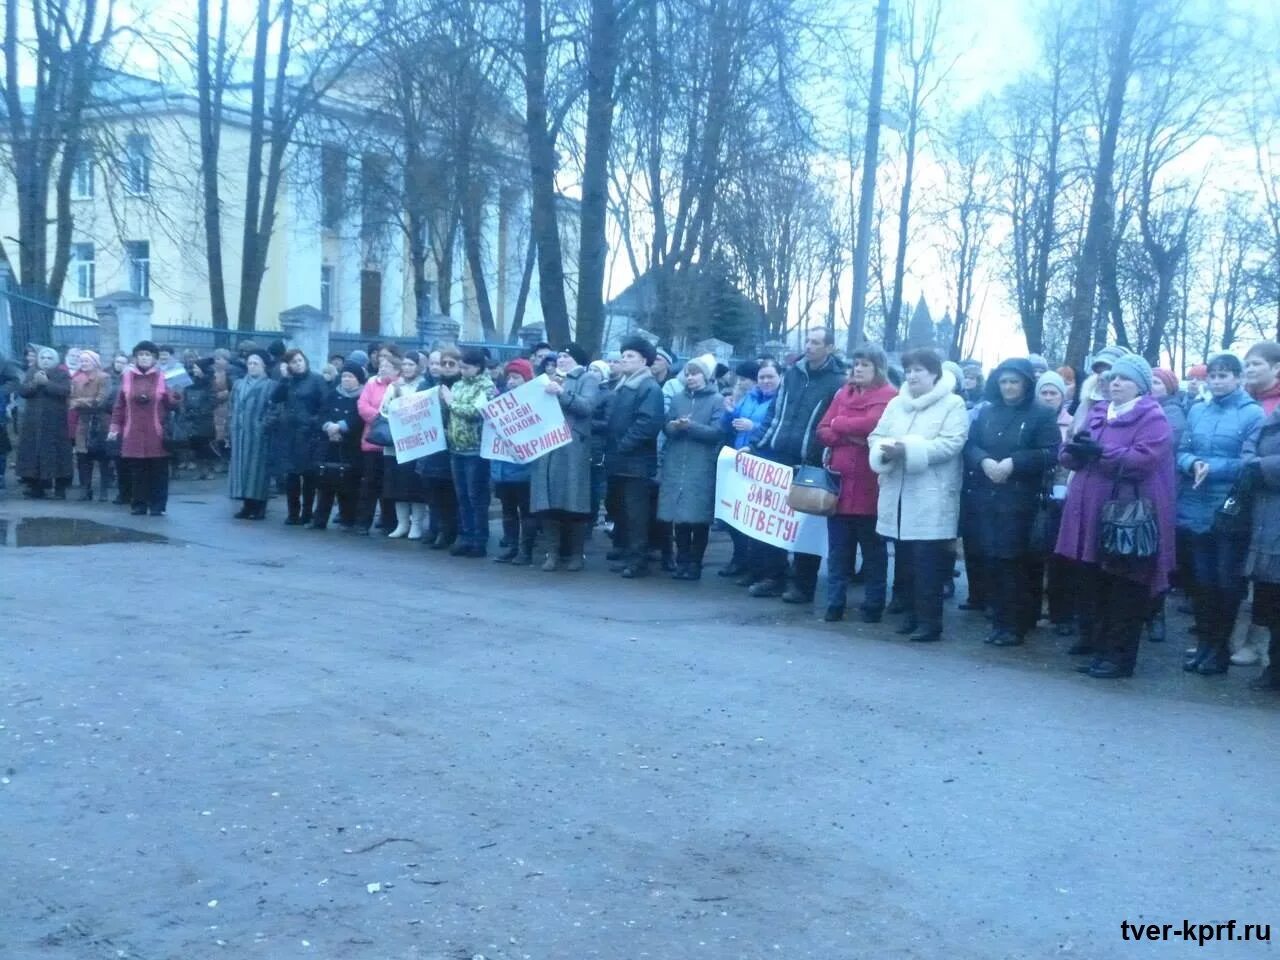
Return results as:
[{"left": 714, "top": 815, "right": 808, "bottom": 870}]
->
[{"left": 904, "top": 294, "right": 937, "bottom": 350}]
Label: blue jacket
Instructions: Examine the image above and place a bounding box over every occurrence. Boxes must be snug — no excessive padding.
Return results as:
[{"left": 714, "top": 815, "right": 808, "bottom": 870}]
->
[
  {"left": 721, "top": 387, "right": 777, "bottom": 449},
  {"left": 1175, "top": 387, "right": 1263, "bottom": 533}
]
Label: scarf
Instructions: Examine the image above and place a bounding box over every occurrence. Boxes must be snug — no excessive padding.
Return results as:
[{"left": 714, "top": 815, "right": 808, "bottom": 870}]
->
[
  {"left": 619, "top": 366, "right": 655, "bottom": 390},
  {"left": 1107, "top": 397, "right": 1140, "bottom": 421}
]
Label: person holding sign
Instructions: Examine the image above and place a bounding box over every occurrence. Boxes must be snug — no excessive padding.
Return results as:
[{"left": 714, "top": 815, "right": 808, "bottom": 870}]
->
[
  {"left": 530, "top": 343, "right": 600, "bottom": 571},
  {"left": 355, "top": 345, "right": 401, "bottom": 535},
  {"left": 416, "top": 348, "right": 461, "bottom": 550},
  {"left": 868, "top": 350, "right": 969, "bottom": 643},
  {"left": 492, "top": 359, "right": 537, "bottom": 564},
  {"left": 656, "top": 354, "right": 725, "bottom": 580},
  {"left": 441, "top": 346, "right": 498, "bottom": 557},
  {"left": 379, "top": 352, "right": 431, "bottom": 539}
]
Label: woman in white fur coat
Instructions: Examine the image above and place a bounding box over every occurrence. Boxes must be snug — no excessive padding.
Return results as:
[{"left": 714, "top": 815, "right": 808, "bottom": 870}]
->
[{"left": 869, "top": 349, "right": 969, "bottom": 642}]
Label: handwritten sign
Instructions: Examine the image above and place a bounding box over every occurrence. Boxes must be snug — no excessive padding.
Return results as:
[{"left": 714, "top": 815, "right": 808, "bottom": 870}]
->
[
  {"left": 479, "top": 374, "right": 573, "bottom": 464},
  {"left": 481, "top": 418, "right": 519, "bottom": 464},
  {"left": 713, "top": 448, "right": 828, "bottom": 557},
  {"left": 387, "top": 386, "right": 447, "bottom": 463}
]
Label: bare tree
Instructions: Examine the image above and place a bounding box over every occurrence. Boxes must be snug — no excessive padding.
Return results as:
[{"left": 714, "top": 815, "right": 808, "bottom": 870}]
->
[{"left": 0, "top": 0, "right": 118, "bottom": 347}]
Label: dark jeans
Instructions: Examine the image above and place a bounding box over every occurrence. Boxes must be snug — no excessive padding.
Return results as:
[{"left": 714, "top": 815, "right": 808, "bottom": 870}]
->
[
  {"left": 124, "top": 456, "right": 169, "bottom": 512},
  {"left": 423, "top": 476, "right": 458, "bottom": 544},
  {"left": 961, "top": 539, "right": 986, "bottom": 605},
  {"left": 893, "top": 539, "right": 951, "bottom": 635},
  {"left": 609, "top": 474, "right": 652, "bottom": 566},
  {"left": 1188, "top": 531, "right": 1248, "bottom": 645},
  {"left": 590, "top": 460, "right": 608, "bottom": 525},
  {"left": 827, "top": 515, "right": 887, "bottom": 613},
  {"left": 356, "top": 451, "right": 393, "bottom": 531},
  {"left": 451, "top": 454, "right": 491, "bottom": 549},
  {"left": 1076, "top": 562, "right": 1147, "bottom": 669},
  {"left": 648, "top": 483, "right": 672, "bottom": 559},
  {"left": 285, "top": 472, "right": 319, "bottom": 521},
  {"left": 673, "top": 522, "right": 710, "bottom": 565},
  {"left": 314, "top": 465, "right": 359, "bottom": 527},
  {"left": 495, "top": 481, "right": 531, "bottom": 548}
]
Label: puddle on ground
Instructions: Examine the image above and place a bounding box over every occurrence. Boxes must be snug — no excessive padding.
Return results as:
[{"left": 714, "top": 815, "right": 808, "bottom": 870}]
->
[{"left": 0, "top": 517, "right": 172, "bottom": 548}]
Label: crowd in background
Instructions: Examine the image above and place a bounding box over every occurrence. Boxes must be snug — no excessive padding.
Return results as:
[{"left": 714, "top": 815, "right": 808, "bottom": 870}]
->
[{"left": 4, "top": 331, "right": 1280, "bottom": 692}]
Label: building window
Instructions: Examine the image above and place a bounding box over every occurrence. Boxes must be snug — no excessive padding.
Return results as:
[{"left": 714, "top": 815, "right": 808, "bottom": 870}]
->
[
  {"left": 73, "top": 152, "right": 95, "bottom": 199},
  {"left": 125, "top": 133, "right": 151, "bottom": 195},
  {"left": 126, "top": 240, "right": 150, "bottom": 297},
  {"left": 361, "top": 154, "right": 391, "bottom": 235},
  {"left": 321, "top": 146, "right": 345, "bottom": 228},
  {"left": 71, "top": 243, "right": 95, "bottom": 299},
  {"left": 320, "top": 265, "right": 334, "bottom": 319}
]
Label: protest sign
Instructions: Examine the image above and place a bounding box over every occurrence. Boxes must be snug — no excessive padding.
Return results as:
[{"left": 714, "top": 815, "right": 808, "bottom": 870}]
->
[
  {"left": 480, "top": 374, "right": 573, "bottom": 464},
  {"left": 387, "top": 386, "right": 447, "bottom": 463},
  {"left": 161, "top": 362, "right": 192, "bottom": 391},
  {"left": 481, "top": 418, "right": 519, "bottom": 464},
  {"left": 713, "top": 447, "right": 828, "bottom": 557}
]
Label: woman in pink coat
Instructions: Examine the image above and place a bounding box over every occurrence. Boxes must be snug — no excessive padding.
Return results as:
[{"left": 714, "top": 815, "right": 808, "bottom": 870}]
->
[
  {"left": 108, "top": 340, "right": 180, "bottom": 516},
  {"left": 354, "top": 344, "right": 401, "bottom": 534}
]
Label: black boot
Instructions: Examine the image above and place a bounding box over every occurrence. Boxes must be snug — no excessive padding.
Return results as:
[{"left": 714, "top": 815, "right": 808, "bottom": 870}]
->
[{"left": 234, "top": 501, "right": 253, "bottom": 519}]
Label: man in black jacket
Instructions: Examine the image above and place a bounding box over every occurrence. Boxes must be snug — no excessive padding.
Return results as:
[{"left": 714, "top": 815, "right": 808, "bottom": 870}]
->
[
  {"left": 748, "top": 327, "right": 845, "bottom": 604},
  {"left": 604, "top": 337, "right": 666, "bottom": 577}
]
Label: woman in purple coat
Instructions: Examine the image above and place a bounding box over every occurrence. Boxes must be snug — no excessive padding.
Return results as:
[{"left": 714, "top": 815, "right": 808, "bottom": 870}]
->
[{"left": 1054, "top": 354, "right": 1176, "bottom": 679}]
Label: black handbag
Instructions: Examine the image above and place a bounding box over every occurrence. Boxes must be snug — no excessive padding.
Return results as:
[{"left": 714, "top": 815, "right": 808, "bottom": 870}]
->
[
  {"left": 366, "top": 414, "right": 393, "bottom": 447},
  {"left": 163, "top": 409, "right": 189, "bottom": 453},
  {"left": 1212, "top": 470, "right": 1254, "bottom": 537},
  {"left": 1100, "top": 479, "right": 1159, "bottom": 559},
  {"left": 85, "top": 413, "right": 110, "bottom": 456}
]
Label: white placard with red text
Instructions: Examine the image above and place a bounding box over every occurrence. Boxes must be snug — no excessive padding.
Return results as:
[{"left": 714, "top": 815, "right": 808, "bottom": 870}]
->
[
  {"left": 480, "top": 374, "right": 573, "bottom": 464},
  {"left": 387, "top": 387, "right": 447, "bottom": 463},
  {"left": 713, "top": 448, "right": 828, "bottom": 557}
]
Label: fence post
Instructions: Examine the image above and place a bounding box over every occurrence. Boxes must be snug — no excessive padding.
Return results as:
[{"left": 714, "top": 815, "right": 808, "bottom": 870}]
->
[
  {"left": 279, "top": 305, "right": 331, "bottom": 368},
  {"left": 0, "top": 262, "right": 11, "bottom": 357},
  {"left": 516, "top": 322, "right": 545, "bottom": 353},
  {"left": 416, "top": 313, "right": 461, "bottom": 350},
  {"left": 94, "top": 291, "right": 154, "bottom": 361}
]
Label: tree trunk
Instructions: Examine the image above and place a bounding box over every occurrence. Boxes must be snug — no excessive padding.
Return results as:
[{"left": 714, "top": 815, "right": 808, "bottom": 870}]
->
[
  {"left": 574, "top": 0, "right": 622, "bottom": 358},
  {"left": 521, "top": 0, "right": 572, "bottom": 345},
  {"left": 507, "top": 230, "right": 538, "bottom": 344},
  {"left": 197, "top": 0, "right": 231, "bottom": 333},
  {"left": 462, "top": 202, "right": 497, "bottom": 341},
  {"left": 1064, "top": 0, "right": 1137, "bottom": 369},
  {"left": 236, "top": 0, "right": 273, "bottom": 332}
]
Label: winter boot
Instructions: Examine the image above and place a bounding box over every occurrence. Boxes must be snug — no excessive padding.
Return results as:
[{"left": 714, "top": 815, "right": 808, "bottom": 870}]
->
[
  {"left": 408, "top": 503, "right": 427, "bottom": 541},
  {"left": 541, "top": 519, "right": 562, "bottom": 571},
  {"left": 562, "top": 520, "right": 586, "bottom": 572},
  {"left": 387, "top": 503, "right": 411, "bottom": 538}
]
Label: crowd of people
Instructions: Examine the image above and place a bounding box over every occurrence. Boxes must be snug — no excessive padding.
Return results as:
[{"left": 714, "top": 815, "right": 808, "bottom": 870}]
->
[{"left": 4, "top": 331, "right": 1280, "bottom": 692}]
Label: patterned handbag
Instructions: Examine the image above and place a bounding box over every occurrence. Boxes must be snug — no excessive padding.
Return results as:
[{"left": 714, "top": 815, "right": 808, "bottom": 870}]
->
[{"left": 1099, "top": 479, "right": 1158, "bottom": 559}]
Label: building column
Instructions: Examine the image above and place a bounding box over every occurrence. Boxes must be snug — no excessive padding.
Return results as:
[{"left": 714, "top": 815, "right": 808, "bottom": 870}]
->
[
  {"left": 94, "top": 290, "right": 154, "bottom": 360},
  {"left": 279, "top": 304, "right": 331, "bottom": 368}
]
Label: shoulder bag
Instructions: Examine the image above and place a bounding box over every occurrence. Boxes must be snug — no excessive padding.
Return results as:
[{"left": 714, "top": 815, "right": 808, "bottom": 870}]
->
[
  {"left": 787, "top": 430, "right": 840, "bottom": 516},
  {"left": 1099, "top": 477, "right": 1159, "bottom": 559},
  {"left": 1212, "top": 469, "right": 1254, "bottom": 537}
]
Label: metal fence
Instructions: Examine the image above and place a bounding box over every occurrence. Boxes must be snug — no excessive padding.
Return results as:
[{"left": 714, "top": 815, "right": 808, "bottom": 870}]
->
[{"left": 2, "top": 288, "right": 100, "bottom": 354}]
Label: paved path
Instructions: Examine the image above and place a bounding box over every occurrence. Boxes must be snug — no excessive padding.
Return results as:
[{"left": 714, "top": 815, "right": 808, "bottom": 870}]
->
[{"left": 2, "top": 483, "right": 1277, "bottom": 959}]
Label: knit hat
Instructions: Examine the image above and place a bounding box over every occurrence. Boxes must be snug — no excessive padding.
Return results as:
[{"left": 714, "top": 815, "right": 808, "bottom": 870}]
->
[
  {"left": 619, "top": 336, "right": 657, "bottom": 365},
  {"left": 1152, "top": 367, "right": 1179, "bottom": 396},
  {"left": 1037, "top": 370, "right": 1068, "bottom": 399},
  {"left": 588, "top": 360, "right": 611, "bottom": 380},
  {"left": 79, "top": 350, "right": 102, "bottom": 370},
  {"left": 683, "top": 353, "right": 717, "bottom": 382},
  {"left": 505, "top": 358, "right": 535, "bottom": 383},
  {"left": 849, "top": 342, "right": 889, "bottom": 381},
  {"left": 346, "top": 349, "right": 370, "bottom": 369},
  {"left": 1090, "top": 344, "right": 1132, "bottom": 372},
  {"left": 460, "top": 346, "right": 487, "bottom": 368},
  {"left": 655, "top": 347, "right": 674, "bottom": 366},
  {"left": 1187, "top": 363, "right": 1208, "bottom": 380},
  {"left": 735, "top": 360, "right": 761, "bottom": 381},
  {"left": 1107, "top": 354, "right": 1153, "bottom": 395},
  {"left": 1057, "top": 365, "right": 1076, "bottom": 385},
  {"left": 341, "top": 362, "right": 368, "bottom": 384},
  {"left": 1026, "top": 353, "right": 1049, "bottom": 376},
  {"left": 133, "top": 340, "right": 159, "bottom": 356}
]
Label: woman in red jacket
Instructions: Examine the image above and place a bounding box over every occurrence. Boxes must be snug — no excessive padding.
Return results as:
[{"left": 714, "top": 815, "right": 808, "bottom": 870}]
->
[{"left": 816, "top": 343, "right": 898, "bottom": 622}]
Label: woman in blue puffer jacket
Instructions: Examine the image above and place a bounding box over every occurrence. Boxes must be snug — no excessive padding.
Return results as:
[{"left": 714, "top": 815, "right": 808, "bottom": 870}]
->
[
  {"left": 1176, "top": 352, "right": 1263, "bottom": 676},
  {"left": 717, "top": 360, "right": 780, "bottom": 578}
]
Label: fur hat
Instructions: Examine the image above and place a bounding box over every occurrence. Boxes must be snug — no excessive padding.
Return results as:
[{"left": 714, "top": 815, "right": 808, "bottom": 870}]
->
[
  {"left": 619, "top": 336, "right": 657, "bottom": 365},
  {"left": 132, "top": 340, "right": 160, "bottom": 356},
  {"left": 735, "top": 360, "right": 761, "bottom": 381},
  {"left": 559, "top": 342, "right": 590, "bottom": 368}
]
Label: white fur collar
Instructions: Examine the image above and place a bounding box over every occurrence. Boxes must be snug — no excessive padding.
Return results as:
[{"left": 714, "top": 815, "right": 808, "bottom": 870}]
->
[{"left": 898, "top": 370, "right": 957, "bottom": 412}]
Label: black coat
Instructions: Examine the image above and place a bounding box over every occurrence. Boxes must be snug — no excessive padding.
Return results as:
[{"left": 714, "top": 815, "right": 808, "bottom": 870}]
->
[
  {"left": 180, "top": 365, "right": 217, "bottom": 441},
  {"left": 16, "top": 368, "right": 74, "bottom": 481},
  {"left": 271, "top": 371, "right": 328, "bottom": 474},
  {"left": 321, "top": 389, "right": 364, "bottom": 466},
  {"left": 757, "top": 354, "right": 845, "bottom": 465},
  {"left": 414, "top": 374, "right": 455, "bottom": 480},
  {"left": 961, "top": 359, "right": 1060, "bottom": 559},
  {"left": 604, "top": 370, "right": 665, "bottom": 479}
]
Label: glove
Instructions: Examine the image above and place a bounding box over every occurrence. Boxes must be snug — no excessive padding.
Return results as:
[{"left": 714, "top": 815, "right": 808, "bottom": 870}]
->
[{"left": 1064, "top": 437, "right": 1103, "bottom": 463}]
